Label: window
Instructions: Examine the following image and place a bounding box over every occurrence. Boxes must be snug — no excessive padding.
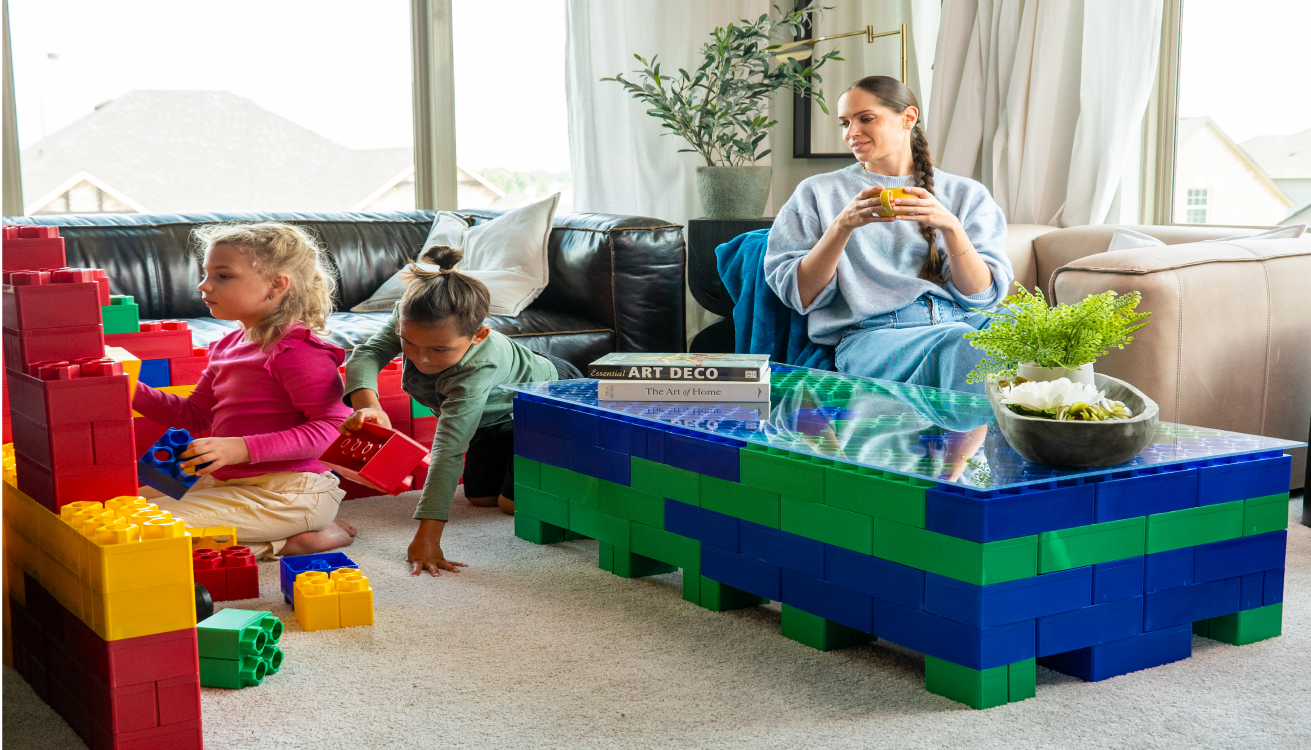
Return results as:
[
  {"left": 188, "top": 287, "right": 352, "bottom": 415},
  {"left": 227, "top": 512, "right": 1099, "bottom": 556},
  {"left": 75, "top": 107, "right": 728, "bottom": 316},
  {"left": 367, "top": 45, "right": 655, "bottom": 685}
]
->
[
  {"left": 1170, "top": 0, "right": 1310, "bottom": 226},
  {"left": 11, "top": 1, "right": 414, "bottom": 214}
]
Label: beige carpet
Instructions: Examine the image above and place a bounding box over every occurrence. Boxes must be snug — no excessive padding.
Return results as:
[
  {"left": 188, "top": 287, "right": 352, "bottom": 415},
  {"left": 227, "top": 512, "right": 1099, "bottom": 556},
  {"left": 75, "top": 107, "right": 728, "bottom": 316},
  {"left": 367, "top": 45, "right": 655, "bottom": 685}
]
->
[{"left": 5, "top": 490, "right": 1309, "bottom": 750}]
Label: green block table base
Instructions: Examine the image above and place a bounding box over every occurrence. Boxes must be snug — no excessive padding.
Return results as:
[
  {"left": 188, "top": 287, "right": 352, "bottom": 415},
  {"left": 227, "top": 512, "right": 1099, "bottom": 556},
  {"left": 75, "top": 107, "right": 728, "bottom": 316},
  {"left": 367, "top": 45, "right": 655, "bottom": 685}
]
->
[
  {"left": 925, "top": 656, "right": 1036, "bottom": 709},
  {"left": 1195, "top": 603, "right": 1283, "bottom": 646},
  {"left": 781, "top": 604, "right": 873, "bottom": 652},
  {"left": 699, "top": 577, "right": 766, "bottom": 612}
]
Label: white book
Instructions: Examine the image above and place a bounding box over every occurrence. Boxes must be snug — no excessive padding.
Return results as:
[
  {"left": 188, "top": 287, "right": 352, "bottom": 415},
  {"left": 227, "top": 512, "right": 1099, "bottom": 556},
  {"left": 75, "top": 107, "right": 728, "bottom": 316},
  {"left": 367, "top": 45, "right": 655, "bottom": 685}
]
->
[{"left": 598, "top": 372, "right": 771, "bottom": 402}]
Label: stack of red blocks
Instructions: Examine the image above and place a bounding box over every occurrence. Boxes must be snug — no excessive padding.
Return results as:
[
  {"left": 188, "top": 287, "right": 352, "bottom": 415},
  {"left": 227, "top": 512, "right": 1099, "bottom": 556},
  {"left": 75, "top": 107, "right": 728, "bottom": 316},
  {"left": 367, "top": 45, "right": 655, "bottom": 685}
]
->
[{"left": 191, "top": 545, "right": 260, "bottom": 602}]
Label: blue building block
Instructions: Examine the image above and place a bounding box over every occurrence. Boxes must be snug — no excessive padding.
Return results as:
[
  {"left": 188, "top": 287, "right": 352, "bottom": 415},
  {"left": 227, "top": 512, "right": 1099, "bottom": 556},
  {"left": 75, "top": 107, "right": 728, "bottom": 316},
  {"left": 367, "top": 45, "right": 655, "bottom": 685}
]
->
[
  {"left": 1239, "top": 572, "right": 1264, "bottom": 611},
  {"left": 665, "top": 499, "right": 740, "bottom": 552},
  {"left": 1039, "top": 623, "right": 1192, "bottom": 682},
  {"left": 1094, "top": 465, "right": 1197, "bottom": 523},
  {"left": 138, "top": 358, "right": 171, "bottom": 387},
  {"left": 1263, "top": 567, "right": 1284, "bottom": 606},
  {"left": 515, "top": 427, "right": 570, "bottom": 468},
  {"left": 740, "top": 521, "right": 825, "bottom": 578},
  {"left": 662, "top": 431, "right": 740, "bottom": 482},
  {"left": 824, "top": 545, "right": 924, "bottom": 610},
  {"left": 1092, "top": 557, "right": 1144, "bottom": 603},
  {"left": 873, "top": 599, "right": 1035, "bottom": 670},
  {"left": 701, "top": 545, "right": 780, "bottom": 601},
  {"left": 137, "top": 428, "right": 207, "bottom": 499},
  {"left": 924, "top": 567, "right": 1092, "bottom": 628},
  {"left": 1036, "top": 596, "right": 1143, "bottom": 657},
  {"left": 781, "top": 569, "right": 874, "bottom": 632},
  {"left": 925, "top": 479, "right": 1094, "bottom": 542},
  {"left": 567, "top": 410, "right": 599, "bottom": 447},
  {"left": 529, "top": 401, "right": 572, "bottom": 439},
  {"left": 1196, "top": 452, "right": 1291, "bottom": 506},
  {"left": 279, "top": 552, "right": 359, "bottom": 606},
  {"left": 1144, "top": 548, "right": 1194, "bottom": 593},
  {"left": 1143, "top": 577, "right": 1241, "bottom": 631},
  {"left": 568, "top": 440, "right": 630, "bottom": 485},
  {"left": 1192, "top": 530, "right": 1286, "bottom": 583},
  {"left": 624, "top": 420, "right": 649, "bottom": 459},
  {"left": 597, "top": 416, "right": 632, "bottom": 455}
]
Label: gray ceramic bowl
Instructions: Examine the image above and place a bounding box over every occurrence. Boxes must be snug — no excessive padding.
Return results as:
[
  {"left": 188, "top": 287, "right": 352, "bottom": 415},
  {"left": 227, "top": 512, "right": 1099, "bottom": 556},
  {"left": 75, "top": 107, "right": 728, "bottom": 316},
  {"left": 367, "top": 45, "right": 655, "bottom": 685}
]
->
[{"left": 984, "top": 373, "right": 1160, "bottom": 468}]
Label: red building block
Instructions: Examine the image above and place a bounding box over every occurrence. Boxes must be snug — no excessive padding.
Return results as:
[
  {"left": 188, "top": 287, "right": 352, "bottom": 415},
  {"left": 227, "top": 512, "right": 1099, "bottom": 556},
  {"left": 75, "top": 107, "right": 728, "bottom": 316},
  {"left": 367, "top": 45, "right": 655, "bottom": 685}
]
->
[
  {"left": 87, "top": 676, "right": 158, "bottom": 735},
  {"left": 92, "top": 718, "right": 203, "bottom": 750},
  {"left": 1, "top": 270, "right": 102, "bottom": 330},
  {"left": 2, "top": 324, "right": 106, "bottom": 371},
  {"left": 132, "top": 415, "right": 170, "bottom": 459},
  {"left": 155, "top": 673, "right": 202, "bottom": 725},
  {"left": 14, "top": 453, "right": 139, "bottom": 512},
  {"left": 104, "top": 322, "right": 193, "bottom": 360},
  {"left": 7, "top": 368, "right": 132, "bottom": 426},
  {"left": 167, "top": 346, "right": 209, "bottom": 386},
  {"left": 320, "top": 421, "right": 432, "bottom": 495},
  {"left": 192, "top": 550, "right": 227, "bottom": 601},
  {"left": 2, "top": 225, "right": 67, "bottom": 272},
  {"left": 57, "top": 607, "right": 198, "bottom": 688},
  {"left": 411, "top": 415, "right": 438, "bottom": 446},
  {"left": 92, "top": 419, "right": 137, "bottom": 465},
  {"left": 9, "top": 410, "right": 95, "bottom": 469},
  {"left": 222, "top": 546, "right": 260, "bottom": 600}
]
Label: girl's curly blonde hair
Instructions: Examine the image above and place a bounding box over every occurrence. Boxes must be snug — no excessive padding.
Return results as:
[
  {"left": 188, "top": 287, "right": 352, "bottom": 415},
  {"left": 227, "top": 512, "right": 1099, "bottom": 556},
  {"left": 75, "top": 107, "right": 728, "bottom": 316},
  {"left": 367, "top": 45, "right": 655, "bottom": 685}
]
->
[{"left": 192, "top": 222, "right": 337, "bottom": 348}]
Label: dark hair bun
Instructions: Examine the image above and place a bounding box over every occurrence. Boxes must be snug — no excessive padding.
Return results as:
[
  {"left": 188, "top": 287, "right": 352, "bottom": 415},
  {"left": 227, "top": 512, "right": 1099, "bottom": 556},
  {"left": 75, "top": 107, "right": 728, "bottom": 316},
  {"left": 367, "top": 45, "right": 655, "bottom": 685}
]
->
[{"left": 418, "top": 244, "right": 464, "bottom": 270}]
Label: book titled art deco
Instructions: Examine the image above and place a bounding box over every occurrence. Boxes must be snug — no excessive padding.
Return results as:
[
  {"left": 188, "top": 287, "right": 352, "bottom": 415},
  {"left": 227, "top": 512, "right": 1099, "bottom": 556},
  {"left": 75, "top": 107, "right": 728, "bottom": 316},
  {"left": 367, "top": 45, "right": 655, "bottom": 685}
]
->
[{"left": 588, "top": 352, "right": 770, "bottom": 382}]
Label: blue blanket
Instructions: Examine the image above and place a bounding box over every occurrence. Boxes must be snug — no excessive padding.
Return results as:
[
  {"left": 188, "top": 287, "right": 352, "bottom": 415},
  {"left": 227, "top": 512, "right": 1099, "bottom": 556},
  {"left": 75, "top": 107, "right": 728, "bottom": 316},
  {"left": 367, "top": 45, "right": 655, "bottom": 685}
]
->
[{"left": 715, "top": 229, "right": 835, "bottom": 370}]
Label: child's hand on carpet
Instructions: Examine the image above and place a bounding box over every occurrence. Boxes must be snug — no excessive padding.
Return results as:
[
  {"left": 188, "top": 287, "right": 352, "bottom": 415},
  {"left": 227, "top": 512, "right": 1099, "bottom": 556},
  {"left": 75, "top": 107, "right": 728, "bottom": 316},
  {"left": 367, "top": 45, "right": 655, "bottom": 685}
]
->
[{"left": 408, "top": 519, "right": 468, "bottom": 577}]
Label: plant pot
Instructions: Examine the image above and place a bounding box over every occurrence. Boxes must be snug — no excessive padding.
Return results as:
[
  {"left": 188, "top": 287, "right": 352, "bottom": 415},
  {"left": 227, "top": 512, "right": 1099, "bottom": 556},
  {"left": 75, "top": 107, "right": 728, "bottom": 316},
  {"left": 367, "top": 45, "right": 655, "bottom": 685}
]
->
[
  {"left": 696, "top": 166, "right": 773, "bottom": 219},
  {"left": 984, "top": 373, "right": 1159, "bottom": 468},
  {"left": 1016, "top": 362, "right": 1095, "bottom": 386}
]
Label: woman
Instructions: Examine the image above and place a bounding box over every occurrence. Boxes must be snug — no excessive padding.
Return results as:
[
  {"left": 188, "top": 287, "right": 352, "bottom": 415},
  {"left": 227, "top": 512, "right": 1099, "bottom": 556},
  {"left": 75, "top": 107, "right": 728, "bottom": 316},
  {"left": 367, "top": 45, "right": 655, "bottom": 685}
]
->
[{"left": 764, "top": 76, "right": 1012, "bottom": 394}]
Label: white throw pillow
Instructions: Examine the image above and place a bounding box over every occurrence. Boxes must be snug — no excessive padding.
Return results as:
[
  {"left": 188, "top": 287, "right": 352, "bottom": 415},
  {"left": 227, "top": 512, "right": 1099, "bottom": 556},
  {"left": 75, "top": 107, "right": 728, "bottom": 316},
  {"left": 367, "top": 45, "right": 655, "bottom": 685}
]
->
[
  {"left": 1106, "top": 228, "right": 1166, "bottom": 253},
  {"left": 350, "top": 193, "right": 559, "bottom": 316},
  {"left": 1203, "top": 224, "right": 1307, "bottom": 242}
]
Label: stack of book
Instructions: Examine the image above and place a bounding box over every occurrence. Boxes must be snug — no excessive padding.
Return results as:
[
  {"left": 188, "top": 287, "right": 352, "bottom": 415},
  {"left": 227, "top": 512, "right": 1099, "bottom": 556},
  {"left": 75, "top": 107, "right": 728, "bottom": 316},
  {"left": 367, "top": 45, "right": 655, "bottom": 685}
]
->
[{"left": 588, "top": 353, "right": 771, "bottom": 419}]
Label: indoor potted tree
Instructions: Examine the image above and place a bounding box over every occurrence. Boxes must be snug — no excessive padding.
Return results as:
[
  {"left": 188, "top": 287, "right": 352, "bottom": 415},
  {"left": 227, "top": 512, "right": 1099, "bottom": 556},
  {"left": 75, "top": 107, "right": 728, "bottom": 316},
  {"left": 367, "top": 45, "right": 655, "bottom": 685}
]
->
[{"left": 603, "top": 5, "right": 840, "bottom": 219}]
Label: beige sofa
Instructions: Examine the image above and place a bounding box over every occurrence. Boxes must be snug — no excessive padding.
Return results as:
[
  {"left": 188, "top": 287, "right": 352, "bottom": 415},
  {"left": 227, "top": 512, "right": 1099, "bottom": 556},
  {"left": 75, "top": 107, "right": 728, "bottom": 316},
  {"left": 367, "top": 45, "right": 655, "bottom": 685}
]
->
[{"left": 1002, "top": 224, "right": 1310, "bottom": 490}]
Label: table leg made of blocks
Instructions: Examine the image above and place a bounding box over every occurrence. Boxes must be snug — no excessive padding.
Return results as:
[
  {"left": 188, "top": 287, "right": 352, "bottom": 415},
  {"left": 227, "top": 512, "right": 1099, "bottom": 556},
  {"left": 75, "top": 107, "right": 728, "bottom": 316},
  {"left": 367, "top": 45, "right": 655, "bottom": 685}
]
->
[{"left": 503, "top": 371, "right": 1300, "bottom": 709}]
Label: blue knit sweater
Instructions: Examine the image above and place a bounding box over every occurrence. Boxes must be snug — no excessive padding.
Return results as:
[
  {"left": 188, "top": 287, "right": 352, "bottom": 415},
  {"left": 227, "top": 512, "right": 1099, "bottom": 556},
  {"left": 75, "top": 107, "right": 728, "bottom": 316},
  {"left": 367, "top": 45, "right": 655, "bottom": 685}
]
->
[{"left": 764, "top": 164, "right": 1013, "bottom": 345}]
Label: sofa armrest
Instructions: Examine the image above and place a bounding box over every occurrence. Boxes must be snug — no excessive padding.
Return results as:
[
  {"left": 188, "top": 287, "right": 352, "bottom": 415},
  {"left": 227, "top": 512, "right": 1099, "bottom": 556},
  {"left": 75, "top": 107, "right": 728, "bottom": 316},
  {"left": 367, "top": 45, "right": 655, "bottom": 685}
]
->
[
  {"left": 1052, "top": 237, "right": 1311, "bottom": 488},
  {"left": 1004, "top": 224, "right": 1058, "bottom": 296}
]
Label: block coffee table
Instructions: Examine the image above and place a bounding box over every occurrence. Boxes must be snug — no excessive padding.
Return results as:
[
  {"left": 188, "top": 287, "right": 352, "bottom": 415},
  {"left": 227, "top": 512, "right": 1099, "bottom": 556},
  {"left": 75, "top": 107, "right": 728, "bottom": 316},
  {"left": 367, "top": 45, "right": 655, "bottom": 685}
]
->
[{"left": 502, "top": 365, "right": 1302, "bottom": 708}]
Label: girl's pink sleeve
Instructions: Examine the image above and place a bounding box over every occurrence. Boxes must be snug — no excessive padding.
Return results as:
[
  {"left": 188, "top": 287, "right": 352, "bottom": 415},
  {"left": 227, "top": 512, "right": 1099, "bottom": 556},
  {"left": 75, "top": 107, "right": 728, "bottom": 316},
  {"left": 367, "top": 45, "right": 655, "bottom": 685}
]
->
[
  {"left": 131, "top": 366, "right": 218, "bottom": 433},
  {"left": 242, "top": 337, "right": 352, "bottom": 464}
]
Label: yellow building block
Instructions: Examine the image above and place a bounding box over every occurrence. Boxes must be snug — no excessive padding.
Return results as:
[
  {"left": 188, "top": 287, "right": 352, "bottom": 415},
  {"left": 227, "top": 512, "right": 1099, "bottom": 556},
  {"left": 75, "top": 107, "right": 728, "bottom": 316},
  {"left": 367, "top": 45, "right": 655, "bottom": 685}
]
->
[
  {"left": 105, "top": 345, "right": 140, "bottom": 400},
  {"left": 187, "top": 525, "right": 239, "bottom": 551},
  {"left": 333, "top": 569, "right": 375, "bottom": 628},
  {"left": 294, "top": 571, "right": 340, "bottom": 631}
]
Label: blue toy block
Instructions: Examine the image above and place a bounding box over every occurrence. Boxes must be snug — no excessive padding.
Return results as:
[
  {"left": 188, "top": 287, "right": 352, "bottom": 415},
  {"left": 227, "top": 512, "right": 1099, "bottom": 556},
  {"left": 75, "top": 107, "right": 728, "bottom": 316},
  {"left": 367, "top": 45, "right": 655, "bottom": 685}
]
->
[
  {"left": 1036, "top": 596, "right": 1143, "bottom": 657},
  {"left": 137, "top": 428, "right": 208, "bottom": 499},
  {"left": 824, "top": 545, "right": 924, "bottom": 610},
  {"left": 644, "top": 426, "right": 665, "bottom": 462},
  {"left": 1239, "top": 572, "right": 1264, "bottom": 610},
  {"left": 567, "top": 409, "right": 599, "bottom": 447},
  {"left": 1039, "top": 623, "right": 1192, "bottom": 682},
  {"left": 514, "top": 427, "right": 570, "bottom": 468},
  {"left": 1263, "top": 567, "right": 1284, "bottom": 606},
  {"left": 530, "top": 401, "right": 572, "bottom": 439},
  {"left": 781, "top": 569, "right": 874, "bottom": 632},
  {"left": 1192, "top": 530, "right": 1286, "bottom": 583},
  {"left": 1144, "top": 548, "right": 1194, "bottom": 593},
  {"left": 662, "top": 431, "right": 740, "bottom": 482},
  {"left": 279, "top": 552, "right": 359, "bottom": 606},
  {"left": 138, "top": 358, "right": 171, "bottom": 387},
  {"left": 597, "top": 416, "right": 631, "bottom": 455},
  {"left": 740, "top": 521, "right": 825, "bottom": 578},
  {"left": 701, "top": 545, "right": 780, "bottom": 601},
  {"left": 1094, "top": 465, "right": 1198, "bottom": 523},
  {"left": 1196, "top": 452, "right": 1291, "bottom": 506},
  {"left": 924, "top": 567, "right": 1092, "bottom": 628},
  {"left": 1092, "top": 557, "right": 1144, "bottom": 603},
  {"left": 873, "top": 599, "right": 1035, "bottom": 670},
  {"left": 568, "top": 440, "right": 630, "bottom": 485},
  {"left": 625, "top": 421, "right": 649, "bottom": 459},
  {"left": 925, "top": 479, "right": 1094, "bottom": 543},
  {"left": 664, "top": 499, "right": 740, "bottom": 552},
  {"left": 1143, "top": 576, "right": 1240, "bottom": 631}
]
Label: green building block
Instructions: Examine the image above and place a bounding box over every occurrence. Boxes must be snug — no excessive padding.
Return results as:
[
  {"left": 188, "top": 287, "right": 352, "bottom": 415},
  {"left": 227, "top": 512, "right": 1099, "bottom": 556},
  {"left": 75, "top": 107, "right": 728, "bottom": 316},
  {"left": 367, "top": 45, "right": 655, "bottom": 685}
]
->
[
  {"left": 598, "top": 542, "right": 615, "bottom": 572},
  {"left": 198, "top": 609, "right": 282, "bottom": 661},
  {"left": 781, "top": 495, "right": 874, "bottom": 554},
  {"left": 514, "top": 512, "right": 565, "bottom": 544},
  {"left": 200, "top": 653, "right": 269, "bottom": 689},
  {"left": 824, "top": 464, "right": 931, "bottom": 527},
  {"left": 631, "top": 457, "right": 700, "bottom": 505},
  {"left": 568, "top": 504, "right": 629, "bottom": 547},
  {"left": 261, "top": 644, "right": 284, "bottom": 676},
  {"left": 925, "top": 656, "right": 1035, "bottom": 709},
  {"left": 515, "top": 484, "right": 569, "bottom": 528},
  {"left": 1039, "top": 517, "right": 1146, "bottom": 573},
  {"left": 699, "top": 577, "right": 766, "bottom": 611},
  {"left": 411, "top": 397, "right": 435, "bottom": 418},
  {"left": 740, "top": 446, "right": 825, "bottom": 502},
  {"left": 631, "top": 522, "right": 700, "bottom": 573},
  {"left": 1243, "top": 493, "right": 1290, "bottom": 536},
  {"left": 612, "top": 549, "right": 677, "bottom": 578},
  {"left": 1145, "top": 500, "right": 1243, "bottom": 553},
  {"left": 875, "top": 520, "right": 1037, "bottom": 585},
  {"left": 780, "top": 604, "right": 871, "bottom": 651},
  {"left": 597, "top": 480, "right": 664, "bottom": 527},
  {"left": 700, "top": 475, "right": 781, "bottom": 528},
  {"left": 540, "top": 465, "right": 599, "bottom": 507},
  {"left": 514, "top": 456, "right": 542, "bottom": 490},
  {"left": 1197, "top": 603, "right": 1282, "bottom": 645},
  {"left": 101, "top": 295, "right": 140, "bottom": 334},
  {"left": 1008, "top": 658, "right": 1036, "bottom": 702}
]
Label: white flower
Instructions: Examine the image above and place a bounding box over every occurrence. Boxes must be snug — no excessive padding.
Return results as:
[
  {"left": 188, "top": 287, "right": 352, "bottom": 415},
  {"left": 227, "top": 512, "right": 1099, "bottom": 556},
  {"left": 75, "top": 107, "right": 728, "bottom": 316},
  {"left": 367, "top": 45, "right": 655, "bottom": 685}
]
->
[{"left": 1000, "top": 378, "right": 1103, "bottom": 411}]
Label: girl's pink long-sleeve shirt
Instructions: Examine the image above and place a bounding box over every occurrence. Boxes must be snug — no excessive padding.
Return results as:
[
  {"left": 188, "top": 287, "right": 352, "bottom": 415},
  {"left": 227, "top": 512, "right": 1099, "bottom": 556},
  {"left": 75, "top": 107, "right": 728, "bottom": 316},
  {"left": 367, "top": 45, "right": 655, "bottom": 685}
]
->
[{"left": 132, "top": 324, "right": 352, "bottom": 479}]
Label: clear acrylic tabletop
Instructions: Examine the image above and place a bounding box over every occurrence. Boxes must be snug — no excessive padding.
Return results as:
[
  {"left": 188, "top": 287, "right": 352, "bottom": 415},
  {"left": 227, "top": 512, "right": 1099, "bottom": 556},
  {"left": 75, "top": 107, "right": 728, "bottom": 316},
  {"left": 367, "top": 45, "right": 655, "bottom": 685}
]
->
[{"left": 501, "top": 364, "right": 1304, "bottom": 491}]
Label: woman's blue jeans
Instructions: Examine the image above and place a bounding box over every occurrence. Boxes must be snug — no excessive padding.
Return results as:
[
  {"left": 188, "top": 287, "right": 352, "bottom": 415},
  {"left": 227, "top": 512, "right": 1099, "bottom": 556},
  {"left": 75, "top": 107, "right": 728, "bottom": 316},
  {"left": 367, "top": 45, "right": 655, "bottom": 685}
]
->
[{"left": 835, "top": 295, "right": 993, "bottom": 394}]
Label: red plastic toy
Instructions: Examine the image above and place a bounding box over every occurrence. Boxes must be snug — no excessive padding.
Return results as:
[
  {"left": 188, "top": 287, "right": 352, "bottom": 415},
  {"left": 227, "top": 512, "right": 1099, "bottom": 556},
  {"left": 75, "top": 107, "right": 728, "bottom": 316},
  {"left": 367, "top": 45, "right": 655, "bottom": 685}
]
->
[
  {"left": 104, "top": 320, "right": 193, "bottom": 360},
  {"left": 320, "top": 422, "right": 431, "bottom": 495},
  {"left": 222, "top": 545, "right": 260, "bottom": 600},
  {"left": 2, "top": 224, "right": 67, "bottom": 272},
  {"left": 168, "top": 346, "right": 209, "bottom": 386}
]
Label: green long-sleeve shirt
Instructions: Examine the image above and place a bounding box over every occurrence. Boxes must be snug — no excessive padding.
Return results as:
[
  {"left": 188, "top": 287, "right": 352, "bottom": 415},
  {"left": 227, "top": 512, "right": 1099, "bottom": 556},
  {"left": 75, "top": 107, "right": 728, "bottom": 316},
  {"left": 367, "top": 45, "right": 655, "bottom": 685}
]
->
[{"left": 342, "top": 311, "right": 556, "bottom": 520}]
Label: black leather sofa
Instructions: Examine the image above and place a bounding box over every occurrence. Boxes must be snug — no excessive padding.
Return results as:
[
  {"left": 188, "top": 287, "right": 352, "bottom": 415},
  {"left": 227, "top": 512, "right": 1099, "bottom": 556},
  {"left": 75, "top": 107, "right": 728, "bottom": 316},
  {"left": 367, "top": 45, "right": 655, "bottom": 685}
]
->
[{"left": 3, "top": 210, "right": 687, "bottom": 368}]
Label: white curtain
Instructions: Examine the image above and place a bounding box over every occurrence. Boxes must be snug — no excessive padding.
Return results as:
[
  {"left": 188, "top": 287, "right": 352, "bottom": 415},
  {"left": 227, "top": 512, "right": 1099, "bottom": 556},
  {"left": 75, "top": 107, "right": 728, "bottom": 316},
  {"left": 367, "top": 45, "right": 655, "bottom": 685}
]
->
[{"left": 927, "top": 0, "right": 1162, "bottom": 227}]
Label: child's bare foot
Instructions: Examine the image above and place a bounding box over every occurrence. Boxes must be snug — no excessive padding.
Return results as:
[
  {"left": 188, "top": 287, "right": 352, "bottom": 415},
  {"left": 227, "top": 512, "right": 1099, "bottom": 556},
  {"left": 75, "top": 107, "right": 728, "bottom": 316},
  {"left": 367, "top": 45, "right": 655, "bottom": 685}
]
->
[
  {"left": 282, "top": 521, "right": 354, "bottom": 556},
  {"left": 334, "top": 519, "right": 358, "bottom": 538},
  {"left": 497, "top": 495, "right": 514, "bottom": 516}
]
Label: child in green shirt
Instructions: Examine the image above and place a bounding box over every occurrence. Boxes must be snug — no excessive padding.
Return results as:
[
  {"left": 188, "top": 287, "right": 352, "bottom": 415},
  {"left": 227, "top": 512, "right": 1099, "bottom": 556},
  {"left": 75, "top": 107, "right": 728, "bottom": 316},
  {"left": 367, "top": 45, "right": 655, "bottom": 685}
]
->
[{"left": 341, "top": 246, "right": 580, "bottom": 576}]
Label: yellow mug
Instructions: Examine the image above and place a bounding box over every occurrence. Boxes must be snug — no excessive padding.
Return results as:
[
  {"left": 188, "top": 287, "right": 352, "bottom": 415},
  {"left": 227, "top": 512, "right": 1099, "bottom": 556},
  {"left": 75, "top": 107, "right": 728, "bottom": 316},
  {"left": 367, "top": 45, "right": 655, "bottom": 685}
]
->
[{"left": 876, "top": 187, "right": 909, "bottom": 218}]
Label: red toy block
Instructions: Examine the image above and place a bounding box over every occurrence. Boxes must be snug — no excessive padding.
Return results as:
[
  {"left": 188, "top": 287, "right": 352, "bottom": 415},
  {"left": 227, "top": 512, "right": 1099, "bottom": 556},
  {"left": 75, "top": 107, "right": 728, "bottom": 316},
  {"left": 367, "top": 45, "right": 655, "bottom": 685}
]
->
[
  {"left": 192, "top": 550, "right": 227, "bottom": 601},
  {"left": 167, "top": 347, "right": 209, "bottom": 386},
  {"left": 9, "top": 410, "right": 95, "bottom": 469},
  {"left": 338, "top": 476, "right": 381, "bottom": 500},
  {"left": 104, "top": 325, "right": 193, "bottom": 360},
  {"left": 2, "top": 324, "right": 106, "bottom": 371},
  {"left": 7, "top": 369, "right": 131, "bottom": 426},
  {"left": 411, "top": 415, "right": 438, "bottom": 445},
  {"left": 14, "top": 453, "right": 138, "bottom": 512},
  {"left": 92, "top": 419, "right": 137, "bottom": 465},
  {"left": 1, "top": 273, "right": 101, "bottom": 331},
  {"left": 320, "top": 421, "right": 432, "bottom": 495},
  {"left": 2, "top": 225, "right": 66, "bottom": 272},
  {"left": 411, "top": 466, "right": 427, "bottom": 491},
  {"left": 155, "top": 673, "right": 202, "bottom": 725},
  {"left": 133, "top": 415, "right": 170, "bottom": 458},
  {"left": 91, "top": 268, "right": 111, "bottom": 306},
  {"left": 92, "top": 718, "right": 203, "bottom": 750},
  {"left": 377, "top": 357, "right": 404, "bottom": 395},
  {"left": 48, "top": 671, "right": 93, "bottom": 743},
  {"left": 45, "top": 637, "right": 88, "bottom": 699},
  {"left": 62, "top": 615, "right": 199, "bottom": 689},
  {"left": 86, "top": 675, "right": 158, "bottom": 735},
  {"left": 222, "top": 546, "right": 260, "bottom": 600}
]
